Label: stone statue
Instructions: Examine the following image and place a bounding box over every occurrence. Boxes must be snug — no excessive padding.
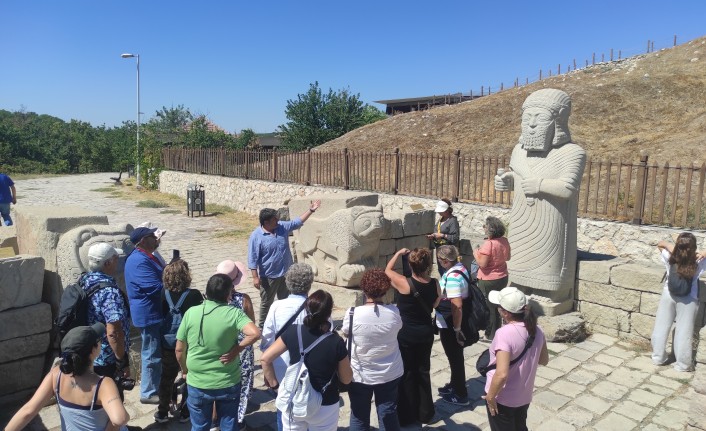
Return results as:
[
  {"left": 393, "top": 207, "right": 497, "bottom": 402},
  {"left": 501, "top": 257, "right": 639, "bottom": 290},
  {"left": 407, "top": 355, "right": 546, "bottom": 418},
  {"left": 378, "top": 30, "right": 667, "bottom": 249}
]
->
[
  {"left": 494, "top": 88, "right": 586, "bottom": 316},
  {"left": 56, "top": 223, "right": 134, "bottom": 291},
  {"left": 295, "top": 205, "right": 384, "bottom": 287}
]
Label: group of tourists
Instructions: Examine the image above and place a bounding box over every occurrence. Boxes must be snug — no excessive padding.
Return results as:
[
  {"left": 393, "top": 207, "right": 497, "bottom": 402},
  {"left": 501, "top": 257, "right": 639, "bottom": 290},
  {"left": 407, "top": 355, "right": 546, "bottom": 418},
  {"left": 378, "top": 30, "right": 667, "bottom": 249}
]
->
[{"left": 6, "top": 194, "right": 704, "bottom": 431}]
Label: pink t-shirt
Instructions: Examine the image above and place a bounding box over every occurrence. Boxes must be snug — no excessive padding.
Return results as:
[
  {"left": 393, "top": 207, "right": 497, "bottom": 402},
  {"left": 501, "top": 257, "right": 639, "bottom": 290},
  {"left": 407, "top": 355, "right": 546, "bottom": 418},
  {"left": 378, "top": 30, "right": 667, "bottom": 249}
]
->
[
  {"left": 477, "top": 237, "right": 510, "bottom": 280},
  {"left": 484, "top": 322, "right": 545, "bottom": 407}
]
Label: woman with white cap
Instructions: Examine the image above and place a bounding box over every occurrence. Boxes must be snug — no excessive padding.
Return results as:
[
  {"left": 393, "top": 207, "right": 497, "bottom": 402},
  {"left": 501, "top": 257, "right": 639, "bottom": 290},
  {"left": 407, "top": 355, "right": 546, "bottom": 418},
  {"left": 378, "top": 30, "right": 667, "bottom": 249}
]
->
[
  {"left": 427, "top": 198, "right": 459, "bottom": 277},
  {"left": 216, "top": 259, "right": 255, "bottom": 430},
  {"left": 482, "top": 287, "right": 548, "bottom": 431},
  {"left": 6, "top": 323, "right": 130, "bottom": 431}
]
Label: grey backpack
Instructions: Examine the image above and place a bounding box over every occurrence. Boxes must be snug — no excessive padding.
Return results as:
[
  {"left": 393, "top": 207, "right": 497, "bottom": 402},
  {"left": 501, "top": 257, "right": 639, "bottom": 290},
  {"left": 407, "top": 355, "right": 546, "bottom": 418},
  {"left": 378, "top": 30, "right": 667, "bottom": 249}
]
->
[{"left": 667, "top": 264, "right": 692, "bottom": 297}]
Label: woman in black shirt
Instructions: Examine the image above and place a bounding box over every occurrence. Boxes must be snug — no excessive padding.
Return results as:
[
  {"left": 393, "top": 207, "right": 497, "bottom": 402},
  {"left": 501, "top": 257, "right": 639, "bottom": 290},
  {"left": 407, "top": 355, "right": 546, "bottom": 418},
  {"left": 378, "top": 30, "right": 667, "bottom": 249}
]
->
[{"left": 385, "top": 248, "right": 440, "bottom": 426}]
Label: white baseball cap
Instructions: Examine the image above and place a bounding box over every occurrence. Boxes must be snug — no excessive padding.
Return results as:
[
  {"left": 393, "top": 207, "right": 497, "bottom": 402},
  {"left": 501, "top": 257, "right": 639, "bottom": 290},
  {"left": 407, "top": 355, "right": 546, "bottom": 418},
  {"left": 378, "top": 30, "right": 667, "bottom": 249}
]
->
[
  {"left": 435, "top": 200, "right": 450, "bottom": 213},
  {"left": 488, "top": 287, "right": 528, "bottom": 313},
  {"left": 87, "top": 242, "right": 124, "bottom": 268}
]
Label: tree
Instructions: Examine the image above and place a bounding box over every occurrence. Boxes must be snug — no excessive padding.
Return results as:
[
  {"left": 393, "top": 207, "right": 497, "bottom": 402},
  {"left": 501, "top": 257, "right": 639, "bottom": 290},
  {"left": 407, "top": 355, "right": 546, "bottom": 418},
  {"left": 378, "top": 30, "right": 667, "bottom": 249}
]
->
[
  {"left": 233, "top": 128, "right": 257, "bottom": 149},
  {"left": 278, "top": 82, "right": 384, "bottom": 150}
]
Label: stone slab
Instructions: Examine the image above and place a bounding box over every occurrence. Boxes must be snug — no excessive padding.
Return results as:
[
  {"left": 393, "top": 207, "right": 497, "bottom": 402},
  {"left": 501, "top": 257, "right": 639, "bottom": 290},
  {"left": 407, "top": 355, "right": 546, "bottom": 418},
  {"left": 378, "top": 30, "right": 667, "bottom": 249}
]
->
[
  {"left": 395, "top": 235, "right": 431, "bottom": 251},
  {"left": 592, "top": 412, "right": 636, "bottom": 431},
  {"left": 387, "top": 209, "right": 434, "bottom": 237},
  {"left": 640, "top": 291, "right": 662, "bottom": 316},
  {"left": 577, "top": 257, "right": 626, "bottom": 284},
  {"left": 577, "top": 280, "right": 640, "bottom": 311},
  {"left": 538, "top": 312, "right": 587, "bottom": 343},
  {"left": 610, "top": 263, "right": 665, "bottom": 293},
  {"left": 630, "top": 312, "right": 655, "bottom": 339},
  {"left": 578, "top": 301, "right": 630, "bottom": 332},
  {"left": 311, "top": 281, "right": 364, "bottom": 309},
  {"left": 0, "top": 303, "right": 52, "bottom": 342},
  {"left": 288, "top": 192, "right": 378, "bottom": 219},
  {"left": 0, "top": 255, "right": 45, "bottom": 312},
  {"left": 378, "top": 238, "right": 396, "bottom": 256},
  {"left": 0, "top": 332, "right": 50, "bottom": 364},
  {"left": 0, "top": 354, "right": 45, "bottom": 395}
]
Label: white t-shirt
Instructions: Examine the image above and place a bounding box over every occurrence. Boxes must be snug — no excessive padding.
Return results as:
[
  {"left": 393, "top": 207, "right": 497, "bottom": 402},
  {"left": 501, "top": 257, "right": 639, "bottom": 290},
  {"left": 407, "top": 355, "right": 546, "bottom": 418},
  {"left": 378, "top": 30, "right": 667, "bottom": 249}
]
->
[
  {"left": 260, "top": 294, "right": 307, "bottom": 382},
  {"left": 661, "top": 249, "right": 706, "bottom": 300},
  {"left": 342, "top": 304, "right": 404, "bottom": 385}
]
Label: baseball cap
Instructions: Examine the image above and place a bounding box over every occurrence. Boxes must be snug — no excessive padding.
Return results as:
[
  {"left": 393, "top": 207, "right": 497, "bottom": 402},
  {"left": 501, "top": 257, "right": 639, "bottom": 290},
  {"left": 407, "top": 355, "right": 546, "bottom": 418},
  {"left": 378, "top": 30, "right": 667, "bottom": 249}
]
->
[
  {"left": 130, "top": 227, "right": 158, "bottom": 244},
  {"left": 87, "top": 242, "right": 124, "bottom": 268},
  {"left": 61, "top": 323, "right": 106, "bottom": 353},
  {"left": 435, "top": 200, "right": 450, "bottom": 213},
  {"left": 488, "top": 287, "right": 528, "bottom": 314},
  {"left": 138, "top": 221, "right": 166, "bottom": 240},
  {"left": 216, "top": 259, "right": 247, "bottom": 287}
]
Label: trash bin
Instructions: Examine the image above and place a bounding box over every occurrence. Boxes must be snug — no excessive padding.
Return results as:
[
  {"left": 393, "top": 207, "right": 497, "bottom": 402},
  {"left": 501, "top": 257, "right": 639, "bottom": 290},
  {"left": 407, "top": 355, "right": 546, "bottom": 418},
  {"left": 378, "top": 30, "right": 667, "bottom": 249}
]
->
[{"left": 187, "top": 184, "right": 205, "bottom": 217}]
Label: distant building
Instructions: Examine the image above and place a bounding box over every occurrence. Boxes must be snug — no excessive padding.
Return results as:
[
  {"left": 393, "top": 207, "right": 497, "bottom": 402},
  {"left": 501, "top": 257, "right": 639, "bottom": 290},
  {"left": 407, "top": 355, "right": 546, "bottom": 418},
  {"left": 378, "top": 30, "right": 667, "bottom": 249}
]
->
[
  {"left": 374, "top": 93, "right": 482, "bottom": 115},
  {"left": 256, "top": 135, "right": 284, "bottom": 149}
]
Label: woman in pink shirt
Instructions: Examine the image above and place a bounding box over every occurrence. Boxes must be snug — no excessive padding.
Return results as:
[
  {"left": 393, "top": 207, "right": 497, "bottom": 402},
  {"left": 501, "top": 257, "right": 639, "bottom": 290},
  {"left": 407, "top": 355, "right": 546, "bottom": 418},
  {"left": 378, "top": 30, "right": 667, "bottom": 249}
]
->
[
  {"left": 473, "top": 216, "right": 510, "bottom": 340},
  {"left": 483, "top": 287, "right": 548, "bottom": 431}
]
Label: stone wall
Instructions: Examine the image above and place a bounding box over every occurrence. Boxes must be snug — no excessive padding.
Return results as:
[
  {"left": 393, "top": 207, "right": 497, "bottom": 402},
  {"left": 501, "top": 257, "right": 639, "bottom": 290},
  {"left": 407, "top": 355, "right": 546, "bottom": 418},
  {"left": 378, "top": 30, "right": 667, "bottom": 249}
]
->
[
  {"left": 0, "top": 255, "right": 52, "bottom": 405},
  {"left": 160, "top": 170, "right": 705, "bottom": 265},
  {"left": 576, "top": 256, "right": 706, "bottom": 363}
]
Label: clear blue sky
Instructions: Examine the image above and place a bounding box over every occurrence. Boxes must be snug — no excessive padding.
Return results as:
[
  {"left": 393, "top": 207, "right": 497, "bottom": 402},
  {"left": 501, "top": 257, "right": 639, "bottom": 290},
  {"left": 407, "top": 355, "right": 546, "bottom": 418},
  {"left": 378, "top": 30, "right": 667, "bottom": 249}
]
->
[{"left": 1, "top": 1, "right": 704, "bottom": 133}]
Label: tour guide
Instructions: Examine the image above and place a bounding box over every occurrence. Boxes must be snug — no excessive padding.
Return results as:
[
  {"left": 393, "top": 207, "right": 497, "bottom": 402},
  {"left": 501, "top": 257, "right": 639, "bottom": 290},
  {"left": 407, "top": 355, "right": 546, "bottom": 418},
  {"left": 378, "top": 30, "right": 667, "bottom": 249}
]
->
[{"left": 247, "top": 199, "right": 321, "bottom": 328}]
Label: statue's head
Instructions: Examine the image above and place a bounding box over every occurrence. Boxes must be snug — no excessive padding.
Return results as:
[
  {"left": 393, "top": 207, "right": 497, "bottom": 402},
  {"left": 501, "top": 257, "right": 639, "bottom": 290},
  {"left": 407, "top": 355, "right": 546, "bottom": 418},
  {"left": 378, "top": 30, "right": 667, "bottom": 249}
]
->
[
  {"left": 520, "top": 89, "right": 572, "bottom": 152},
  {"left": 350, "top": 205, "right": 384, "bottom": 241}
]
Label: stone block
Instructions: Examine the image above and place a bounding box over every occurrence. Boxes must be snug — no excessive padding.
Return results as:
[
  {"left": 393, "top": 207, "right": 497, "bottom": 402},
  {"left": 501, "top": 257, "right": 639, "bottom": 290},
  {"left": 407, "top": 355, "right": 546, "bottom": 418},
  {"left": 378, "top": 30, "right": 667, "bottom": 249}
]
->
[
  {"left": 0, "top": 303, "right": 52, "bottom": 342},
  {"left": 576, "top": 257, "right": 625, "bottom": 284},
  {"left": 379, "top": 218, "right": 392, "bottom": 240},
  {"left": 378, "top": 239, "right": 396, "bottom": 256},
  {"left": 0, "top": 354, "right": 45, "bottom": 396},
  {"left": 578, "top": 301, "right": 630, "bottom": 332},
  {"left": 0, "top": 255, "right": 45, "bottom": 312},
  {"left": 576, "top": 280, "right": 640, "bottom": 311},
  {"left": 311, "top": 281, "right": 364, "bottom": 309},
  {"left": 389, "top": 218, "right": 404, "bottom": 239},
  {"left": 639, "top": 292, "right": 661, "bottom": 316},
  {"left": 0, "top": 225, "right": 18, "bottom": 255},
  {"left": 610, "top": 263, "right": 665, "bottom": 293},
  {"left": 537, "top": 312, "right": 587, "bottom": 343},
  {"left": 288, "top": 192, "right": 378, "bottom": 219},
  {"left": 395, "top": 235, "right": 431, "bottom": 252},
  {"left": 0, "top": 332, "right": 50, "bottom": 364},
  {"left": 0, "top": 388, "right": 35, "bottom": 407},
  {"left": 460, "top": 255, "right": 476, "bottom": 272},
  {"left": 386, "top": 209, "right": 434, "bottom": 237},
  {"left": 630, "top": 313, "right": 655, "bottom": 339}
]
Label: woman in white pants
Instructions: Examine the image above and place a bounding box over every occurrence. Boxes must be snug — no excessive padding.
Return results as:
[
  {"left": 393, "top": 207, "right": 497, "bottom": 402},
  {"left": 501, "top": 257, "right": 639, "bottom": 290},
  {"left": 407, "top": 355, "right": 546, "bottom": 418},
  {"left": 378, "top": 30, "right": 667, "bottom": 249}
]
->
[{"left": 651, "top": 233, "right": 706, "bottom": 372}]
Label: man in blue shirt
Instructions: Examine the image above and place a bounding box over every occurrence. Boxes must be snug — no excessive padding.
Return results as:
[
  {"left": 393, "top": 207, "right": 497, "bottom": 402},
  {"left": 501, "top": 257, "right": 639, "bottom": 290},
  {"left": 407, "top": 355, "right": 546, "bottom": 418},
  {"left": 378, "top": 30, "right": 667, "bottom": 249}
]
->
[
  {"left": 124, "top": 226, "right": 165, "bottom": 404},
  {"left": 248, "top": 200, "right": 320, "bottom": 328},
  {"left": 0, "top": 173, "right": 17, "bottom": 226}
]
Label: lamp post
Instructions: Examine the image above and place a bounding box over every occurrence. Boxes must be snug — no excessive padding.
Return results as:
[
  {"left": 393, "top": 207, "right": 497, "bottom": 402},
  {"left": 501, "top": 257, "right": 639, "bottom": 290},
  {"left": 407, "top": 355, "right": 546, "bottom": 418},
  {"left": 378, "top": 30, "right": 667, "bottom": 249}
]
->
[{"left": 121, "top": 53, "right": 141, "bottom": 187}]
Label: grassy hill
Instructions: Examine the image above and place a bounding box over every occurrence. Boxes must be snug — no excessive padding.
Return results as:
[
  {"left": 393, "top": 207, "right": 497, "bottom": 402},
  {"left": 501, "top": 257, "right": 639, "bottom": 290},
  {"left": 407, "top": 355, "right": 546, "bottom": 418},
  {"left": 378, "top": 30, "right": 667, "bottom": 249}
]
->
[{"left": 319, "top": 36, "right": 706, "bottom": 165}]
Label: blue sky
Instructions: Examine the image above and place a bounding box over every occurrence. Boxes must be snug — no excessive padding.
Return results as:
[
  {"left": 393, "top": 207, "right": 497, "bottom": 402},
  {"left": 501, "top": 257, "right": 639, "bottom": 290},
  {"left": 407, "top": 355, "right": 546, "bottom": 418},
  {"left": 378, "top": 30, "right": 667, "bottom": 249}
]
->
[{"left": 1, "top": 1, "right": 704, "bottom": 133}]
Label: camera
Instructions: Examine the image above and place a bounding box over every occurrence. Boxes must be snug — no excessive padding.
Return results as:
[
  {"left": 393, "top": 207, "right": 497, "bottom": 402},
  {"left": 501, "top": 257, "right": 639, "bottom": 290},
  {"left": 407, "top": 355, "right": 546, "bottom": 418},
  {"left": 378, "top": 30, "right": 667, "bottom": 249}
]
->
[{"left": 115, "top": 376, "right": 136, "bottom": 391}]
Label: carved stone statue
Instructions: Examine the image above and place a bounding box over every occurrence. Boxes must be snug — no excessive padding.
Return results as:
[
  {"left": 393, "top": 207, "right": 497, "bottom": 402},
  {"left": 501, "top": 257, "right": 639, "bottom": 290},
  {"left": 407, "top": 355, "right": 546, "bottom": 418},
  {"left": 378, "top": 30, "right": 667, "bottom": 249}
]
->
[
  {"left": 494, "top": 88, "right": 586, "bottom": 316},
  {"left": 295, "top": 205, "right": 384, "bottom": 287}
]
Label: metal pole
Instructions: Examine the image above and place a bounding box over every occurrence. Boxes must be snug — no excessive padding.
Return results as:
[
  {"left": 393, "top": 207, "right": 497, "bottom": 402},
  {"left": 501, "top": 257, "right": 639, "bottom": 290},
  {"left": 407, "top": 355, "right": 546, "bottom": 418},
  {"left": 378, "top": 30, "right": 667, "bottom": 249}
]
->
[{"left": 136, "top": 55, "right": 141, "bottom": 187}]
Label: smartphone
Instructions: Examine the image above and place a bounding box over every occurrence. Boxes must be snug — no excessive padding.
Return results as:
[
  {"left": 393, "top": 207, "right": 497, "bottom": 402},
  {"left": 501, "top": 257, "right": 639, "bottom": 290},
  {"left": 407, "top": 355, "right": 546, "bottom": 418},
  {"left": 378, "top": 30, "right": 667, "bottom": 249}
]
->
[{"left": 172, "top": 249, "right": 180, "bottom": 261}]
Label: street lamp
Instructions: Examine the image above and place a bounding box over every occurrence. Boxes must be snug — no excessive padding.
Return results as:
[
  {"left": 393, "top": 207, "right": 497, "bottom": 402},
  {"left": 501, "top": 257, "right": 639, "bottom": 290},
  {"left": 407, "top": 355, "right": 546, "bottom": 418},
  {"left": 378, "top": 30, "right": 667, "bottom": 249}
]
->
[{"left": 121, "top": 53, "right": 141, "bottom": 187}]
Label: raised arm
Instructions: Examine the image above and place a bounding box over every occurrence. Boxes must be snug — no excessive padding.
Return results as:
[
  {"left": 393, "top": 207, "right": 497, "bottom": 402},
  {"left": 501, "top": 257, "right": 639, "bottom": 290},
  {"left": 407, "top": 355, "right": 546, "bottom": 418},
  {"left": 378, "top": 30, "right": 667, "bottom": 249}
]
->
[
  {"left": 657, "top": 240, "right": 674, "bottom": 254},
  {"left": 299, "top": 200, "right": 321, "bottom": 223},
  {"left": 385, "top": 249, "right": 411, "bottom": 295}
]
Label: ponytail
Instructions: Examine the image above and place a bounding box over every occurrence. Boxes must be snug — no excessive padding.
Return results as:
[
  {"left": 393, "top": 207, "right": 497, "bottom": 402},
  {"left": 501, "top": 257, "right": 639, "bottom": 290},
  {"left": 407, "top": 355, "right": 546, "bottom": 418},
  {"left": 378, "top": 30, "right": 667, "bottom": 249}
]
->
[
  {"left": 59, "top": 346, "right": 94, "bottom": 376},
  {"left": 523, "top": 306, "right": 538, "bottom": 338}
]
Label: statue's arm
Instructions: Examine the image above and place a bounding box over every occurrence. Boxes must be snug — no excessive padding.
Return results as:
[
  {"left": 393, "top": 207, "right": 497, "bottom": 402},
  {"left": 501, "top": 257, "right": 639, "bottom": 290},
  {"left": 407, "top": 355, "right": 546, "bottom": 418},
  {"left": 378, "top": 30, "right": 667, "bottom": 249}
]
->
[{"left": 522, "top": 148, "right": 586, "bottom": 200}]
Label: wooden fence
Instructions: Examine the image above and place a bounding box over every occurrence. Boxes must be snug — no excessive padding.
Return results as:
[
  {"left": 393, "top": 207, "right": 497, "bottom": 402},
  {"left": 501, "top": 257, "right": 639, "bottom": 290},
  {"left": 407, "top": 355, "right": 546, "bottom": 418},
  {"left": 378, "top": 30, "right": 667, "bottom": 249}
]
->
[{"left": 162, "top": 147, "right": 706, "bottom": 229}]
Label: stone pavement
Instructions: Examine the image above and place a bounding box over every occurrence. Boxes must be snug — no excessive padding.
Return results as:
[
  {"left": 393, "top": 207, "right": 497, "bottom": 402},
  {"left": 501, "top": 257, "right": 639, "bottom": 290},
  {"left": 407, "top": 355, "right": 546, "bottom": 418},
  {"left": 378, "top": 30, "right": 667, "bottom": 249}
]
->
[{"left": 6, "top": 173, "right": 702, "bottom": 431}]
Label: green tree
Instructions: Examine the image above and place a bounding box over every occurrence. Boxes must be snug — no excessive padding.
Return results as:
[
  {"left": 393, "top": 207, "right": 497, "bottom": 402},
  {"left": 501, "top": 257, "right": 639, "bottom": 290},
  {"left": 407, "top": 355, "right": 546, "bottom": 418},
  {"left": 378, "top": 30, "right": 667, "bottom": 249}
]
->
[
  {"left": 278, "top": 82, "right": 383, "bottom": 150},
  {"left": 234, "top": 128, "right": 256, "bottom": 149}
]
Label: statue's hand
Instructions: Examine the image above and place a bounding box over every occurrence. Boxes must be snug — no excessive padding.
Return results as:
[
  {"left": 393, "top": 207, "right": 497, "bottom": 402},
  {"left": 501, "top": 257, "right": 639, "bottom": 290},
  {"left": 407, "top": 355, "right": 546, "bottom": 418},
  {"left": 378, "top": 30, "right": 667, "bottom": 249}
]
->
[
  {"left": 494, "top": 172, "right": 513, "bottom": 191},
  {"left": 521, "top": 177, "right": 542, "bottom": 196}
]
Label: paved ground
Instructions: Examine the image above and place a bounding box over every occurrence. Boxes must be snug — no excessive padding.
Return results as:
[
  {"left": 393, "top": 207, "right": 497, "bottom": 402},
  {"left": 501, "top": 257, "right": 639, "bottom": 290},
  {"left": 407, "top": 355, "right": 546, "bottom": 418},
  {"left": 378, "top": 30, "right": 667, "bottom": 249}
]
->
[{"left": 7, "top": 173, "right": 701, "bottom": 430}]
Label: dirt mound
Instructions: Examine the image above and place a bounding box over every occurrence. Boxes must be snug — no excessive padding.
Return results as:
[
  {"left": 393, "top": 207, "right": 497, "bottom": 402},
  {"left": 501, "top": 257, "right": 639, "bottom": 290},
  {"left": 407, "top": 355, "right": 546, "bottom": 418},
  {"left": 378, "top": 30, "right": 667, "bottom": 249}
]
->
[{"left": 319, "top": 36, "right": 706, "bottom": 165}]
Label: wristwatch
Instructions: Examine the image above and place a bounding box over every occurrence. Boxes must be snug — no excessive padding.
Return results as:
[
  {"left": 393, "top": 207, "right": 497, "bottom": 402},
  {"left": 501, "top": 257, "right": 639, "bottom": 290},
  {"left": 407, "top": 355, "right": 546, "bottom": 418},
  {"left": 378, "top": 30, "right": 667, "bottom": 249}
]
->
[{"left": 309, "top": 208, "right": 316, "bottom": 212}]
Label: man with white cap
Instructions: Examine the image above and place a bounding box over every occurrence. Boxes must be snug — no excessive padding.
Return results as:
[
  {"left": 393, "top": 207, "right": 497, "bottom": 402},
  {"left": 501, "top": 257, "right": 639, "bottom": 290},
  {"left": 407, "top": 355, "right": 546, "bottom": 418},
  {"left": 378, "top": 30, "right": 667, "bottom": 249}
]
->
[{"left": 83, "top": 242, "right": 132, "bottom": 400}]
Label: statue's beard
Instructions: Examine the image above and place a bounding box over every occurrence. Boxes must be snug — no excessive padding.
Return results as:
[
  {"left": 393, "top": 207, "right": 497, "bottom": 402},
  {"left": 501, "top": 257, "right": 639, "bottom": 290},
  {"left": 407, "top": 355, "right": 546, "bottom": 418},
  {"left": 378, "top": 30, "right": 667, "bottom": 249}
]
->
[{"left": 521, "top": 129, "right": 553, "bottom": 152}]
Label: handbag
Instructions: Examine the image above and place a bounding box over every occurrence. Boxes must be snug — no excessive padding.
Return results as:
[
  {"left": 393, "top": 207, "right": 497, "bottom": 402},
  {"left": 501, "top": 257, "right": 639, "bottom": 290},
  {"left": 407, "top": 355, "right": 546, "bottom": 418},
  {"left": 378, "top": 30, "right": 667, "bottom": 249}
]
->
[
  {"left": 476, "top": 334, "right": 535, "bottom": 377},
  {"left": 406, "top": 277, "right": 439, "bottom": 335},
  {"left": 338, "top": 307, "right": 355, "bottom": 393}
]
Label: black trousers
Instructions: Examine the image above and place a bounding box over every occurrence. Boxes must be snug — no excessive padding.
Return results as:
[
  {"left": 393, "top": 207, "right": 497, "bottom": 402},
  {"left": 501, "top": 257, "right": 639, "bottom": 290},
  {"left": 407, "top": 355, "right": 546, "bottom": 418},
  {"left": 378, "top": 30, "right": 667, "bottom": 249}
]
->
[
  {"left": 439, "top": 327, "right": 467, "bottom": 397},
  {"left": 397, "top": 339, "right": 434, "bottom": 425},
  {"left": 486, "top": 402, "right": 530, "bottom": 431},
  {"left": 158, "top": 348, "right": 183, "bottom": 415}
]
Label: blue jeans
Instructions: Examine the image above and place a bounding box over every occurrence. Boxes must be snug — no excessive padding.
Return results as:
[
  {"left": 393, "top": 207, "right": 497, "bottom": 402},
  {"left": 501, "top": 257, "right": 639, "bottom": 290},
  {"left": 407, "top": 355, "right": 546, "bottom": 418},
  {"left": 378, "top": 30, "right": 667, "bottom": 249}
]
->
[
  {"left": 188, "top": 384, "right": 241, "bottom": 431},
  {"left": 277, "top": 409, "right": 283, "bottom": 431},
  {"left": 0, "top": 203, "right": 12, "bottom": 226},
  {"left": 349, "top": 377, "right": 401, "bottom": 431},
  {"left": 139, "top": 323, "right": 162, "bottom": 398}
]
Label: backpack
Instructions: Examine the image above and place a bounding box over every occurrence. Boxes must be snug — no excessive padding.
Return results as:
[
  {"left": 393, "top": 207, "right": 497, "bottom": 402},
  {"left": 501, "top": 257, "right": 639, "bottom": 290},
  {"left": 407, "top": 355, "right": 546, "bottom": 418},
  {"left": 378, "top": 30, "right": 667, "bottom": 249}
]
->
[
  {"left": 56, "top": 274, "right": 112, "bottom": 338},
  {"left": 161, "top": 290, "right": 192, "bottom": 349},
  {"left": 275, "top": 325, "right": 334, "bottom": 421},
  {"left": 667, "top": 264, "right": 693, "bottom": 297},
  {"left": 447, "top": 269, "right": 490, "bottom": 346}
]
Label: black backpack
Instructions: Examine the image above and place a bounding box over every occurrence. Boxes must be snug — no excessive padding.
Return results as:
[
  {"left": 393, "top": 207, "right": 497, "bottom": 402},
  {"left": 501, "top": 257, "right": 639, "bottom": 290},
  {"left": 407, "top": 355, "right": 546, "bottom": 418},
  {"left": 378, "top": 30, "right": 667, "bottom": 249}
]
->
[
  {"left": 447, "top": 269, "right": 490, "bottom": 347},
  {"left": 55, "top": 273, "right": 112, "bottom": 338},
  {"left": 667, "top": 264, "right": 693, "bottom": 297}
]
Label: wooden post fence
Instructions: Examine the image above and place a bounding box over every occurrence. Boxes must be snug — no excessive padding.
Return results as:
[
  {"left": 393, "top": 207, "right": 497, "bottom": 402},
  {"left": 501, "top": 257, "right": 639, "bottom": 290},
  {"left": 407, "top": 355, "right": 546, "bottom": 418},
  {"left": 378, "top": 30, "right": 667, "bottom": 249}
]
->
[
  {"left": 343, "top": 148, "right": 350, "bottom": 190},
  {"left": 393, "top": 148, "right": 400, "bottom": 195},
  {"left": 453, "top": 150, "right": 461, "bottom": 202},
  {"left": 632, "top": 154, "right": 649, "bottom": 225}
]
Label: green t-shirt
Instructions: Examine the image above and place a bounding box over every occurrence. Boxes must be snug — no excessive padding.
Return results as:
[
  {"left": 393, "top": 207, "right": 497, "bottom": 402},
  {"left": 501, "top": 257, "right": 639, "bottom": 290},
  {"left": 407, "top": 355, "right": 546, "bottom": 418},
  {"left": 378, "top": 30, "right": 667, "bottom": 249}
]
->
[{"left": 176, "top": 300, "right": 252, "bottom": 389}]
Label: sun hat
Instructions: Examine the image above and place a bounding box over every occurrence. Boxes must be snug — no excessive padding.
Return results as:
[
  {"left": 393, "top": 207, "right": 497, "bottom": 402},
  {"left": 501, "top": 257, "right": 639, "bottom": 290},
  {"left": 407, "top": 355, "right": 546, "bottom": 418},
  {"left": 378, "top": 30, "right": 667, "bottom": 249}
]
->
[
  {"left": 488, "top": 286, "right": 528, "bottom": 314},
  {"left": 216, "top": 259, "right": 247, "bottom": 288},
  {"left": 138, "top": 221, "right": 166, "bottom": 240},
  {"left": 435, "top": 200, "right": 450, "bottom": 213},
  {"left": 130, "top": 227, "right": 158, "bottom": 244},
  {"left": 87, "top": 242, "right": 124, "bottom": 268},
  {"left": 61, "top": 323, "right": 106, "bottom": 353}
]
